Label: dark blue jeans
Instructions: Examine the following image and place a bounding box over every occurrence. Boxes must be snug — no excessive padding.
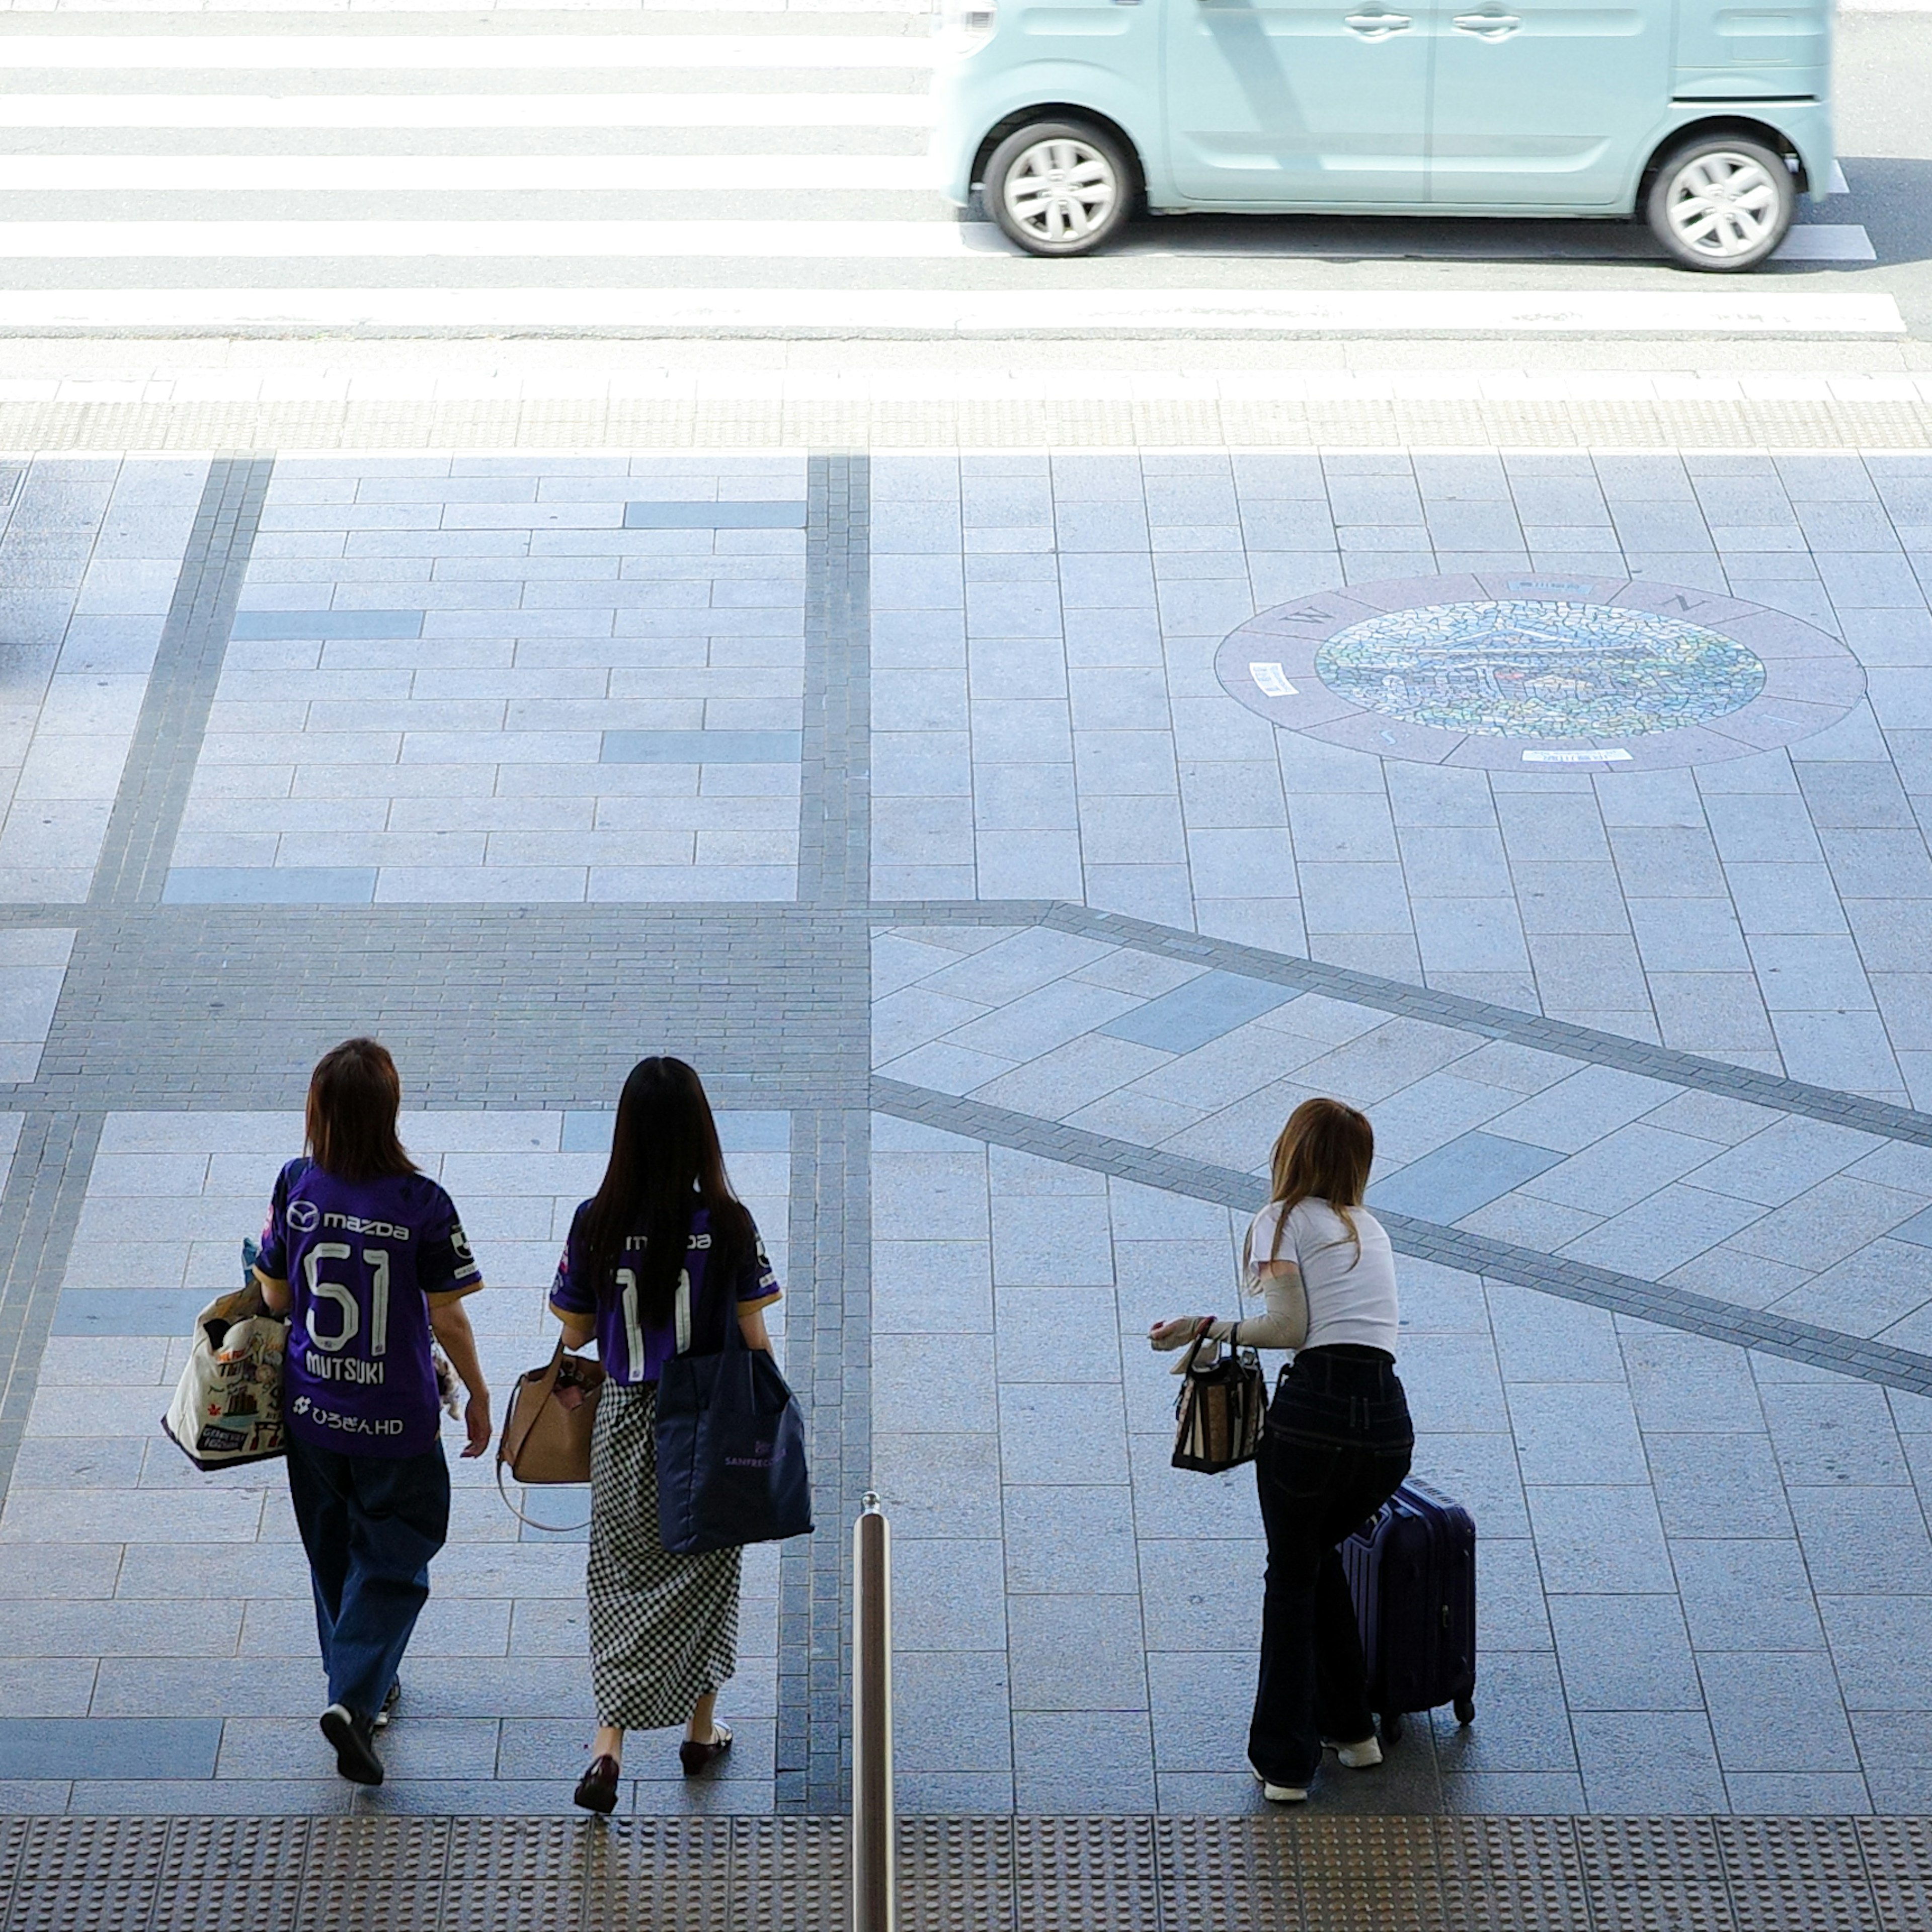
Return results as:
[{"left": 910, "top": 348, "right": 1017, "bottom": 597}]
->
[
  {"left": 285, "top": 1431, "right": 450, "bottom": 1721},
  {"left": 1249, "top": 1349, "right": 1413, "bottom": 1787}
]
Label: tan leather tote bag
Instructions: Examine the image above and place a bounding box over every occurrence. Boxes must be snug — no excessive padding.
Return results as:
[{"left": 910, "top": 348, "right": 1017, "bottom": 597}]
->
[{"left": 496, "top": 1338, "right": 606, "bottom": 1527}]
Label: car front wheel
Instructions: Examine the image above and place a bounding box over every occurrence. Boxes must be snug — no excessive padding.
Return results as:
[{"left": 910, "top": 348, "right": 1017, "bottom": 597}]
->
[
  {"left": 984, "top": 119, "right": 1131, "bottom": 257},
  {"left": 1645, "top": 135, "right": 1795, "bottom": 273}
]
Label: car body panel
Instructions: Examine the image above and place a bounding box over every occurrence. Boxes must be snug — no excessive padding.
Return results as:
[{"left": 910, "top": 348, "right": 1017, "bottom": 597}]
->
[{"left": 932, "top": 0, "right": 1834, "bottom": 217}]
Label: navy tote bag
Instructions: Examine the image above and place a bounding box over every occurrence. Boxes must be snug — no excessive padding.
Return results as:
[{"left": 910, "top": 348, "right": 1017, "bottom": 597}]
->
[{"left": 655, "top": 1276, "right": 813, "bottom": 1557}]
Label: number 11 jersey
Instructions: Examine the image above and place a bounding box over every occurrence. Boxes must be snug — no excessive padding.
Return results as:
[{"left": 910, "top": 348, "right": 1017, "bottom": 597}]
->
[{"left": 257, "top": 1157, "right": 481, "bottom": 1458}]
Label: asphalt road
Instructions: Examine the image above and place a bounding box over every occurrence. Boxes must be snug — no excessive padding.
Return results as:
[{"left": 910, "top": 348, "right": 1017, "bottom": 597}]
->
[{"left": 0, "top": 4, "right": 1925, "bottom": 341}]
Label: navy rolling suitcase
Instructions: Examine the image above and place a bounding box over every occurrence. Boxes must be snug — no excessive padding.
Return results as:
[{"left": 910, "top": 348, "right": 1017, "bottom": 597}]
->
[{"left": 1339, "top": 1476, "right": 1476, "bottom": 1744}]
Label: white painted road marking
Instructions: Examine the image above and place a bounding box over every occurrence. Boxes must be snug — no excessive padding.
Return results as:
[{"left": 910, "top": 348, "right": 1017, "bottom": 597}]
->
[
  {"left": 0, "top": 93, "right": 937, "bottom": 130},
  {"left": 0, "top": 156, "right": 941, "bottom": 192},
  {"left": 0, "top": 35, "right": 938, "bottom": 68}
]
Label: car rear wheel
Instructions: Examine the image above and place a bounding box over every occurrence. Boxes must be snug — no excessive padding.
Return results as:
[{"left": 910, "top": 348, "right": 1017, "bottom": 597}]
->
[
  {"left": 984, "top": 119, "right": 1131, "bottom": 257},
  {"left": 1645, "top": 135, "right": 1794, "bottom": 273}
]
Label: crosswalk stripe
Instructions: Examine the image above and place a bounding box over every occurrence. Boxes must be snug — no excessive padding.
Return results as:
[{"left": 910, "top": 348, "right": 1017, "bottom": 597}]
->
[
  {"left": 0, "top": 155, "right": 935, "bottom": 190},
  {"left": 0, "top": 92, "right": 936, "bottom": 129},
  {"left": 0, "top": 219, "right": 987, "bottom": 257},
  {"left": 0, "top": 35, "right": 936, "bottom": 69},
  {"left": 0, "top": 288, "right": 1901, "bottom": 334}
]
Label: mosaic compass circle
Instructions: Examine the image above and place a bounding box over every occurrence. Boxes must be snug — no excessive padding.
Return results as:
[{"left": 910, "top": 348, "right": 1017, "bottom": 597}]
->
[{"left": 1216, "top": 573, "right": 1864, "bottom": 772}]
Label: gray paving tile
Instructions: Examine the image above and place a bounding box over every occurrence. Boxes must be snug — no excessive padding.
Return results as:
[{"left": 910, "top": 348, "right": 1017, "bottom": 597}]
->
[
  {"left": 1003, "top": 1485, "right": 1139, "bottom": 1594},
  {"left": 162, "top": 866, "right": 377, "bottom": 905},
  {"left": 1672, "top": 1538, "right": 1826, "bottom": 1650},
  {"left": 1621, "top": 1330, "right": 1764, "bottom": 1432},
  {"left": 1429, "top": 1652, "right": 1576, "bottom": 1775},
  {"left": 1014, "top": 1711, "right": 1157, "bottom": 1813},
  {"left": 1550, "top": 1594, "right": 1701, "bottom": 1711},
  {"left": 624, "top": 501, "right": 804, "bottom": 528},
  {"left": 1819, "top": 1595, "right": 1932, "bottom": 1709},
  {"left": 1573, "top": 1710, "right": 1729, "bottom": 1813},
  {"left": 893, "top": 1539, "right": 1008, "bottom": 1651},
  {"left": 1760, "top": 1381, "right": 1913, "bottom": 1486},
  {"left": 1699, "top": 1650, "right": 1859, "bottom": 1773},
  {"left": 602, "top": 730, "right": 800, "bottom": 763},
  {"left": 1008, "top": 1595, "right": 1148, "bottom": 1710},
  {"left": 1525, "top": 1485, "right": 1675, "bottom": 1593},
  {"left": 894, "top": 1651, "right": 1011, "bottom": 1775},
  {"left": 1511, "top": 1384, "right": 1648, "bottom": 1485},
  {"left": 1788, "top": 1487, "right": 1932, "bottom": 1593}
]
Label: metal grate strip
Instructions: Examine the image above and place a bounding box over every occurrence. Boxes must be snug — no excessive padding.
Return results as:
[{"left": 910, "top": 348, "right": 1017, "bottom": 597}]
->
[{"left": 0, "top": 1814, "right": 1925, "bottom": 1929}]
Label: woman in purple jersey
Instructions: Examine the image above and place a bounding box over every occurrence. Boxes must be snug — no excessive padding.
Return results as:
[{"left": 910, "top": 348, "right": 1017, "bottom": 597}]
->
[
  {"left": 255, "top": 1037, "right": 492, "bottom": 1789},
  {"left": 550, "top": 1056, "right": 781, "bottom": 1814}
]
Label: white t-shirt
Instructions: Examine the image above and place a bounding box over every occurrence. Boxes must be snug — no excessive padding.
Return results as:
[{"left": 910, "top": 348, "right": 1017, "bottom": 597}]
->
[{"left": 1245, "top": 1196, "right": 1400, "bottom": 1355}]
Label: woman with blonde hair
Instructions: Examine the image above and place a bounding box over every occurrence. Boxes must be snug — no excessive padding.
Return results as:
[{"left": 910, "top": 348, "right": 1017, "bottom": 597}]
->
[{"left": 1151, "top": 1096, "right": 1412, "bottom": 1803}]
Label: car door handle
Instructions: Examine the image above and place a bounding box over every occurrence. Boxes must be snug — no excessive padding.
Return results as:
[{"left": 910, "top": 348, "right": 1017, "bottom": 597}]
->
[
  {"left": 1344, "top": 10, "right": 1413, "bottom": 35},
  {"left": 1452, "top": 10, "right": 1521, "bottom": 33}
]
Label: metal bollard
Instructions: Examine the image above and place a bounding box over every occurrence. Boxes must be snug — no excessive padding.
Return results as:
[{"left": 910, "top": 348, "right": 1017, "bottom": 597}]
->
[{"left": 853, "top": 1492, "right": 896, "bottom": 1932}]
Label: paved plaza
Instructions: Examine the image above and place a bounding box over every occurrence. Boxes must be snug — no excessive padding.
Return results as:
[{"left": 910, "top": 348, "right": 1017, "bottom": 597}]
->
[{"left": 4, "top": 442, "right": 1932, "bottom": 1836}]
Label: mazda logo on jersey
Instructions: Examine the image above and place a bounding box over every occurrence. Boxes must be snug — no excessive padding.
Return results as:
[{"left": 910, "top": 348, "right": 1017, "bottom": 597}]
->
[{"left": 288, "top": 1200, "right": 320, "bottom": 1232}]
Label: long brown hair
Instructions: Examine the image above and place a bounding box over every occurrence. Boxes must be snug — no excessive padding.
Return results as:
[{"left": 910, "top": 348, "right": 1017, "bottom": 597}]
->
[
  {"left": 306, "top": 1037, "right": 416, "bottom": 1185},
  {"left": 1263, "top": 1097, "right": 1374, "bottom": 1267},
  {"left": 580, "top": 1056, "right": 753, "bottom": 1331}
]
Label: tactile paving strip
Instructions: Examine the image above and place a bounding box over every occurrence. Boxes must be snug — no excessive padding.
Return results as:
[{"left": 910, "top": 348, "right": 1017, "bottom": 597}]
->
[{"left": 0, "top": 1815, "right": 1926, "bottom": 1929}]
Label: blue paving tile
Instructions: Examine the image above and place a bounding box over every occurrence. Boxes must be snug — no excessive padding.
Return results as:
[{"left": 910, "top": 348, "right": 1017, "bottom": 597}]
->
[
  {"left": 601, "top": 731, "right": 801, "bottom": 764},
  {"left": 1888, "top": 1203, "right": 1932, "bottom": 1249},
  {"left": 0, "top": 1718, "right": 221, "bottom": 1780},
  {"left": 1368, "top": 1131, "right": 1563, "bottom": 1224},
  {"left": 560, "top": 1111, "right": 611, "bottom": 1154},
  {"left": 624, "top": 500, "right": 806, "bottom": 529},
  {"left": 53, "top": 1289, "right": 214, "bottom": 1336},
  {"left": 230, "top": 610, "right": 423, "bottom": 640},
  {"left": 163, "top": 867, "right": 377, "bottom": 905},
  {"left": 1096, "top": 970, "right": 1295, "bottom": 1054}
]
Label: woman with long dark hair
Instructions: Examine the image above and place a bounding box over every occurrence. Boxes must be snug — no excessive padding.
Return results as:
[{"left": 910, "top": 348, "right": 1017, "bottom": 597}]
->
[
  {"left": 254, "top": 1037, "right": 492, "bottom": 1788},
  {"left": 1150, "top": 1096, "right": 1413, "bottom": 1803},
  {"left": 550, "top": 1056, "right": 781, "bottom": 1813}
]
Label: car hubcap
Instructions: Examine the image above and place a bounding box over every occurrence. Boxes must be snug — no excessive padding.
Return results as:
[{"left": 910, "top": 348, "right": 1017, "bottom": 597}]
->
[
  {"left": 1665, "top": 151, "right": 1782, "bottom": 260},
  {"left": 1003, "top": 137, "right": 1117, "bottom": 245}
]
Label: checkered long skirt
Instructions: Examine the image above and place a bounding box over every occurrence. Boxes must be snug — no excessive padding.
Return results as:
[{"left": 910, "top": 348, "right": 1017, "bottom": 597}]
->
[{"left": 588, "top": 1382, "right": 741, "bottom": 1731}]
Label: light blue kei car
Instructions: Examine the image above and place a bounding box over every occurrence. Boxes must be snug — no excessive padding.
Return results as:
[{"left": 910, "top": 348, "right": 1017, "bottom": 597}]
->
[{"left": 931, "top": 0, "right": 1834, "bottom": 270}]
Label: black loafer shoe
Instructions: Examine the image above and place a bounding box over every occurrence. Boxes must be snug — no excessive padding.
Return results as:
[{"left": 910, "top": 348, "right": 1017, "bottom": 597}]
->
[
  {"left": 574, "top": 1753, "right": 621, "bottom": 1815},
  {"left": 320, "top": 1703, "right": 384, "bottom": 1786},
  {"left": 679, "top": 1723, "right": 733, "bottom": 1778}
]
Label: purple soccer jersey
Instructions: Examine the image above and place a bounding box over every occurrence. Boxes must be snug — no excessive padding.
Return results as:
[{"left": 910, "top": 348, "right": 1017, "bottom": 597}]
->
[
  {"left": 257, "top": 1158, "right": 480, "bottom": 1458},
  {"left": 549, "top": 1201, "right": 779, "bottom": 1386}
]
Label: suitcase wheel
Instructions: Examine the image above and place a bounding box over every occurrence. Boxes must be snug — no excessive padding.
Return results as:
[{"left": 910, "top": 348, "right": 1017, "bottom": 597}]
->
[
  {"left": 1381, "top": 1712, "right": 1403, "bottom": 1746},
  {"left": 1453, "top": 1696, "right": 1475, "bottom": 1726}
]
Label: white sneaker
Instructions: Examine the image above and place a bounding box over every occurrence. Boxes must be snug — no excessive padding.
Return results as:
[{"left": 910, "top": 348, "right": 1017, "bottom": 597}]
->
[
  {"left": 1250, "top": 1763, "right": 1309, "bottom": 1803},
  {"left": 1329, "top": 1734, "right": 1382, "bottom": 1769}
]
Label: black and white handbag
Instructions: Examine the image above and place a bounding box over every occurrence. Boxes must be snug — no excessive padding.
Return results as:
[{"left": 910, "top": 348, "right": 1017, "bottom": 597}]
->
[{"left": 1171, "top": 1329, "right": 1267, "bottom": 1474}]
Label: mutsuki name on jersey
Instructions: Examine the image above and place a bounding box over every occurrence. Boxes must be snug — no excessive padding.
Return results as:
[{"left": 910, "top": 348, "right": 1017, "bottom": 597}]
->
[{"left": 302, "top": 1349, "right": 387, "bottom": 1386}]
